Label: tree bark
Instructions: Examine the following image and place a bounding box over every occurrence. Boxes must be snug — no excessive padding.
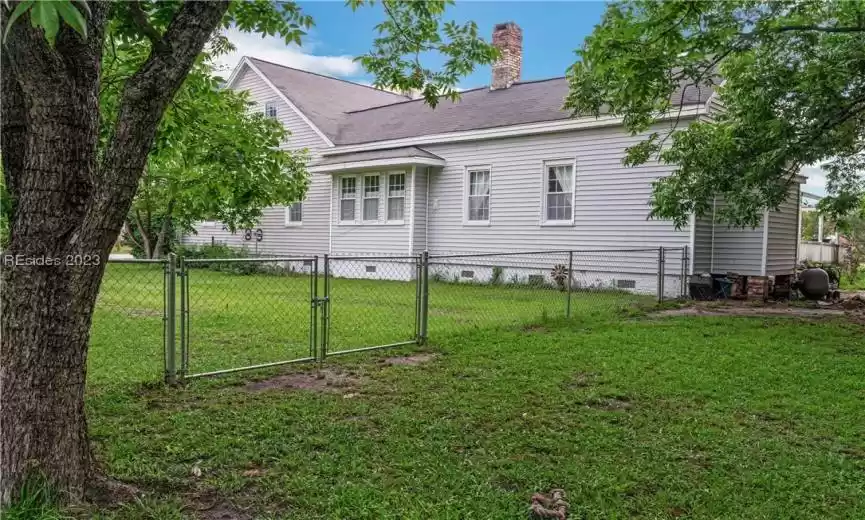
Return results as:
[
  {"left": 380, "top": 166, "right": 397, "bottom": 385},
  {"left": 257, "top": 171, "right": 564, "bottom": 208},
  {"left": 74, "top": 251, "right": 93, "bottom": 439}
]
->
[
  {"left": 0, "top": 0, "right": 230, "bottom": 504},
  {"left": 152, "top": 200, "right": 175, "bottom": 259},
  {"left": 133, "top": 209, "right": 153, "bottom": 258}
]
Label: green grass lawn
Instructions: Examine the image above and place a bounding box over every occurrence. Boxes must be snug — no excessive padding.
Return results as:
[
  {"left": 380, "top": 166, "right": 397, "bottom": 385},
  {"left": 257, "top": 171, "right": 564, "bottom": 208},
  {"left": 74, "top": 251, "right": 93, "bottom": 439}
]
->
[{"left": 70, "top": 265, "right": 865, "bottom": 518}]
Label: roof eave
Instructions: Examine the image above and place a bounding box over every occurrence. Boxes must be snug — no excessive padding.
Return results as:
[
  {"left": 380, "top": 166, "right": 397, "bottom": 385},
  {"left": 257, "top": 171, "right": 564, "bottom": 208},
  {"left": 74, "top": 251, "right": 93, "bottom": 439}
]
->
[{"left": 309, "top": 156, "right": 446, "bottom": 174}]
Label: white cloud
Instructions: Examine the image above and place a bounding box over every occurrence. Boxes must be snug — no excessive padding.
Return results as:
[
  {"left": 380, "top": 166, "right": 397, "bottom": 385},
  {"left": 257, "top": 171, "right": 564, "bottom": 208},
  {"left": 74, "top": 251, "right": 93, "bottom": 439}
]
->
[
  {"left": 214, "top": 28, "right": 361, "bottom": 79},
  {"left": 800, "top": 164, "right": 828, "bottom": 197}
]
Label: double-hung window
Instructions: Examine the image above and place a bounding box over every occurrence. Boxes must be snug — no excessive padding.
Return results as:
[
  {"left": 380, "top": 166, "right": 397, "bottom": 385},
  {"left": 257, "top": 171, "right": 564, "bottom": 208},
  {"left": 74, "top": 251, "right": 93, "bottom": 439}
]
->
[
  {"left": 363, "top": 175, "right": 380, "bottom": 221},
  {"left": 285, "top": 202, "right": 302, "bottom": 226},
  {"left": 340, "top": 177, "right": 357, "bottom": 222},
  {"left": 466, "top": 168, "right": 491, "bottom": 223},
  {"left": 543, "top": 161, "right": 575, "bottom": 224},
  {"left": 387, "top": 173, "right": 405, "bottom": 221},
  {"left": 264, "top": 100, "right": 278, "bottom": 119}
]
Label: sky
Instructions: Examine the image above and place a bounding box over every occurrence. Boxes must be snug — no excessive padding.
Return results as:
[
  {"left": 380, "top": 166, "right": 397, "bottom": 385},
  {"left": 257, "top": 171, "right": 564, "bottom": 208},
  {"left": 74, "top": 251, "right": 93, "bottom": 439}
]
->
[
  {"left": 215, "top": 1, "right": 607, "bottom": 88},
  {"left": 216, "top": 0, "right": 829, "bottom": 195}
]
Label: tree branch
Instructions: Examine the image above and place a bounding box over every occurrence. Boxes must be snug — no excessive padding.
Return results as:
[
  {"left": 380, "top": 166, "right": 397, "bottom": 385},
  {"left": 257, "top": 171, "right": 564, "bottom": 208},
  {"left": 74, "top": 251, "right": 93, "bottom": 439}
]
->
[
  {"left": 86, "top": 0, "right": 230, "bottom": 253},
  {"left": 127, "top": 1, "right": 164, "bottom": 48},
  {"left": 776, "top": 25, "right": 865, "bottom": 33}
]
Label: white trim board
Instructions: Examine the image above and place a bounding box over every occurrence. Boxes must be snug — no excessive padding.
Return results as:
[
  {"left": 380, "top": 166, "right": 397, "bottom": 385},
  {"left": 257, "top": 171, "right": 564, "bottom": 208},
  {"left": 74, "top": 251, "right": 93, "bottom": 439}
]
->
[
  {"left": 760, "top": 210, "right": 770, "bottom": 276},
  {"left": 321, "top": 106, "right": 705, "bottom": 156},
  {"left": 231, "top": 57, "right": 336, "bottom": 148},
  {"left": 309, "top": 156, "right": 446, "bottom": 173}
]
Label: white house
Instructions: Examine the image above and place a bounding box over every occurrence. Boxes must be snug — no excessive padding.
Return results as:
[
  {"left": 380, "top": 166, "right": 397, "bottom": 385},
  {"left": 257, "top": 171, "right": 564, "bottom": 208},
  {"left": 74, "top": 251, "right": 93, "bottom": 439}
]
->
[{"left": 184, "top": 22, "right": 801, "bottom": 290}]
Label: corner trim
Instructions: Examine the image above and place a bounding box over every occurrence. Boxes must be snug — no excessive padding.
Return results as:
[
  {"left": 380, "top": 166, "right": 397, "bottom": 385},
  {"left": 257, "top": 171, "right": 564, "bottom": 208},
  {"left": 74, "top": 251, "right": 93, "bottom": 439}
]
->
[
  {"left": 688, "top": 212, "right": 696, "bottom": 275},
  {"left": 760, "top": 209, "right": 770, "bottom": 276},
  {"left": 408, "top": 165, "right": 417, "bottom": 254}
]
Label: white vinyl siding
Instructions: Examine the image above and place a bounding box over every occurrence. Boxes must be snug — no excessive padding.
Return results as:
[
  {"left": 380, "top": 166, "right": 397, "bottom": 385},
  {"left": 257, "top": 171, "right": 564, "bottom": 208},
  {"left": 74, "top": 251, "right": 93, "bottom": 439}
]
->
[
  {"left": 765, "top": 183, "right": 801, "bottom": 276},
  {"left": 330, "top": 169, "right": 412, "bottom": 254},
  {"left": 422, "top": 124, "right": 693, "bottom": 262},
  {"left": 388, "top": 173, "right": 406, "bottom": 222},
  {"left": 691, "top": 195, "right": 767, "bottom": 275},
  {"left": 182, "top": 65, "right": 330, "bottom": 256},
  {"left": 363, "top": 175, "right": 381, "bottom": 221},
  {"left": 465, "top": 167, "right": 491, "bottom": 223}
]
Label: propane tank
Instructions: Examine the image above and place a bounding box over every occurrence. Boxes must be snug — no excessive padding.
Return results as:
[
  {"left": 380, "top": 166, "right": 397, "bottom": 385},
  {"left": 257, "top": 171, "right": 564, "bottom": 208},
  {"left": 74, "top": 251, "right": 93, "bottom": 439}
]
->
[{"left": 798, "top": 268, "right": 830, "bottom": 300}]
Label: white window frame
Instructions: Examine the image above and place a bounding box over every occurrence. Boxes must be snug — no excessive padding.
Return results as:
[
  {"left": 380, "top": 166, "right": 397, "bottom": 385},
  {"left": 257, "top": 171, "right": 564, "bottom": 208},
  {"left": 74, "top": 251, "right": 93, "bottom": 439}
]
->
[
  {"left": 386, "top": 172, "right": 406, "bottom": 224},
  {"left": 540, "top": 159, "right": 577, "bottom": 226},
  {"left": 264, "top": 100, "right": 278, "bottom": 119},
  {"left": 362, "top": 174, "right": 381, "bottom": 222},
  {"left": 462, "top": 165, "right": 492, "bottom": 226},
  {"left": 284, "top": 201, "right": 303, "bottom": 227},
  {"left": 339, "top": 176, "right": 359, "bottom": 224}
]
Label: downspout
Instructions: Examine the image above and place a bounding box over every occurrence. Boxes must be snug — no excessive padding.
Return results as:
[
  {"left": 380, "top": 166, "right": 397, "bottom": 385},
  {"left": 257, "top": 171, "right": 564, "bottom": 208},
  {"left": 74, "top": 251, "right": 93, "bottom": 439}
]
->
[{"left": 328, "top": 174, "right": 333, "bottom": 254}]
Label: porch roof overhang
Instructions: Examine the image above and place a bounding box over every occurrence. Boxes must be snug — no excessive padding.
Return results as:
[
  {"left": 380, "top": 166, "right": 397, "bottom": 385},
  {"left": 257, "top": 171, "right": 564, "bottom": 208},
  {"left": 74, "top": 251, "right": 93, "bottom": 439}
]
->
[{"left": 308, "top": 146, "right": 445, "bottom": 173}]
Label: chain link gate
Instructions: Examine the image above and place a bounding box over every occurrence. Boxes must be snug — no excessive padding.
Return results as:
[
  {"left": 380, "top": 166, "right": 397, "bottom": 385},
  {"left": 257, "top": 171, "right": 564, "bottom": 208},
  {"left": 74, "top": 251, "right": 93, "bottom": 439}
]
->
[
  {"left": 178, "top": 256, "right": 319, "bottom": 380},
  {"left": 319, "top": 254, "right": 426, "bottom": 359}
]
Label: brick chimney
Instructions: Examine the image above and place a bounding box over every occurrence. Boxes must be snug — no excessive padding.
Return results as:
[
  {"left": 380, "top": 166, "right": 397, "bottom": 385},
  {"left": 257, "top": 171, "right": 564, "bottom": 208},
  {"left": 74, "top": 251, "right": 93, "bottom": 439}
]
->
[{"left": 491, "top": 22, "right": 522, "bottom": 90}]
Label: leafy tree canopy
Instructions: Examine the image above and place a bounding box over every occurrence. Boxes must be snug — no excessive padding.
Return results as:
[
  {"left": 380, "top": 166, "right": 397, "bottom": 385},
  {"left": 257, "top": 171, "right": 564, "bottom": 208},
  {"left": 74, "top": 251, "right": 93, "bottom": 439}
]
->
[{"left": 566, "top": 0, "right": 865, "bottom": 229}]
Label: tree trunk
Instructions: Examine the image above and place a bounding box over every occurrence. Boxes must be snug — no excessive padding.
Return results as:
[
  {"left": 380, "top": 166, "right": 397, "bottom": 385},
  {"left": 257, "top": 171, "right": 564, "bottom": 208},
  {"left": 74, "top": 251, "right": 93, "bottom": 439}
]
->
[
  {"left": 0, "top": 8, "right": 110, "bottom": 503},
  {"left": 152, "top": 200, "right": 175, "bottom": 259},
  {"left": 133, "top": 210, "right": 153, "bottom": 258},
  {"left": 0, "top": 1, "right": 229, "bottom": 504}
]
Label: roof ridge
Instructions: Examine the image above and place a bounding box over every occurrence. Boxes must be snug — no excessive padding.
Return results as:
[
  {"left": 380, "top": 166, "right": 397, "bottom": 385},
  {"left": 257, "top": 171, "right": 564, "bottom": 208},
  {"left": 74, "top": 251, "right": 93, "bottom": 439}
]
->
[
  {"left": 246, "top": 56, "right": 409, "bottom": 100},
  {"left": 344, "top": 85, "right": 490, "bottom": 114},
  {"left": 343, "top": 77, "right": 569, "bottom": 115}
]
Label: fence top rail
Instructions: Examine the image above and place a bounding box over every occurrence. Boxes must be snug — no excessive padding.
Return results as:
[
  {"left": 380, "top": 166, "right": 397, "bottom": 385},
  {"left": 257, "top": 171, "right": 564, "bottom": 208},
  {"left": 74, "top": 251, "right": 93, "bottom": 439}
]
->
[
  {"left": 327, "top": 255, "right": 419, "bottom": 261},
  {"left": 428, "top": 248, "right": 673, "bottom": 260},
  {"left": 184, "top": 256, "right": 315, "bottom": 264},
  {"left": 107, "top": 258, "right": 168, "bottom": 264}
]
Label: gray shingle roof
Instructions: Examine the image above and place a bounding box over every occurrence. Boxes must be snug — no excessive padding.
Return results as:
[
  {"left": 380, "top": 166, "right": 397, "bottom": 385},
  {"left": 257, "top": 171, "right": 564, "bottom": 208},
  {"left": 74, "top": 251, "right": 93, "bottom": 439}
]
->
[
  {"left": 315, "top": 146, "right": 443, "bottom": 166},
  {"left": 249, "top": 57, "right": 715, "bottom": 147},
  {"left": 248, "top": 57, "right": 409, "bottom": 142}
]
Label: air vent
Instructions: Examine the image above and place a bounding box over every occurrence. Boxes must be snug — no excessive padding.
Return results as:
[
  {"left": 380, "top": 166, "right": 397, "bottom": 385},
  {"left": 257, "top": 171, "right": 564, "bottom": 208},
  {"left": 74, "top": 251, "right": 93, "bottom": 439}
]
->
[
  {"left": 365, "top": 265, "right": 377, "bottom": 273},
  {"left": 303, "top": 260, "right": 313, "bottom": 267},
  {"left": 616, "top": 279, "right": 636, "bottom": 289},
  {"left": 460, "top": 270, "right": 475, "bottom": 279},
  {"left": 528, "top": 274, "right": 545, "bottom": 285}
]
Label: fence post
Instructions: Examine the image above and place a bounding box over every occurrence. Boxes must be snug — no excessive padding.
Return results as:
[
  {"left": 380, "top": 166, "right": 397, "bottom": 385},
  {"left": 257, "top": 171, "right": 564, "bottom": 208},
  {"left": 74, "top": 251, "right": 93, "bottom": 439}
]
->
[
  {"left": 415, "top": 253, "right": 423, "bottom": 342},
  {"left": 164, "top": 253, "right": 177, "bottom": 386},
  {"left": 566, "top": 251, "right": 573, "bottom": 318},
  {"left": 419, "top": 250, "right": 429, "bottom": 344},
  {"left": 179, "top": 256, "right": 187, "bottom": 381},
  {"left": 657, "top": 246, "right": 666, "bottom": 303},
  {"left": 320, "top": 254, "right": 329, "bottom": 362},
  {"left": 311, "top": 256, "right": 318, "bottom": 361}
]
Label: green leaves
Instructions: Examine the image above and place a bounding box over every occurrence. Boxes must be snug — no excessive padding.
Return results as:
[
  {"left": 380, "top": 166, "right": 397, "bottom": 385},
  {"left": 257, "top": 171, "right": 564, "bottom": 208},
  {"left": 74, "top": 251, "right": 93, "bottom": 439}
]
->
[
  {"left": 3, "top": 0, "right": 88, "bottom": 45},
  {"left": 567, "top": 0, "right": 865, "bottom": 227},
  {"left": 353, "top": 0, "right": 498, "bottom": 107}
]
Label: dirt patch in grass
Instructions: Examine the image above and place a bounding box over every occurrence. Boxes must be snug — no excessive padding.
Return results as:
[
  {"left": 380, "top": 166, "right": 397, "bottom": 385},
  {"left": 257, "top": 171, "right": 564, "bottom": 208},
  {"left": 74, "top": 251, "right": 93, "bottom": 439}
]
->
[
  {"left": 382, "top": 353, "right": 437, "bottom": 366},
  {"left": 243, "top": 369, "right": 359, "bottom": 393},
  {"left": 521, "top": 323, "right": 549, "bottom": 333},
  {"left": 186, "top": 491, "right": 254, "bottom": 520},
  {"left": 652, "top": 301, "right": 845, "bottom": 319},
  {"left": 584, "top": 395, "right": 633, "bottom": 411},
  {"left": 566, "top": 371, "right": 603, "bottom": 389}
]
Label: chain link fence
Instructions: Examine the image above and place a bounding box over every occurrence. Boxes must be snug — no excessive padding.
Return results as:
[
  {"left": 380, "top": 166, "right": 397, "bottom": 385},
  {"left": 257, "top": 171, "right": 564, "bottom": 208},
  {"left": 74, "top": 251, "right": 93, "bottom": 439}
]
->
[
  {"left": 90, "top": 246, "right": 689, "bottom": 385},
  {"left": 90, "top": 259, "right": 170, "bottom": 384},
  {"left": 180, "top": 257, "right": 317, "bottom": 379},
  {"left": 321, "top": 255, "right": 422, "bottom": 358}
]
